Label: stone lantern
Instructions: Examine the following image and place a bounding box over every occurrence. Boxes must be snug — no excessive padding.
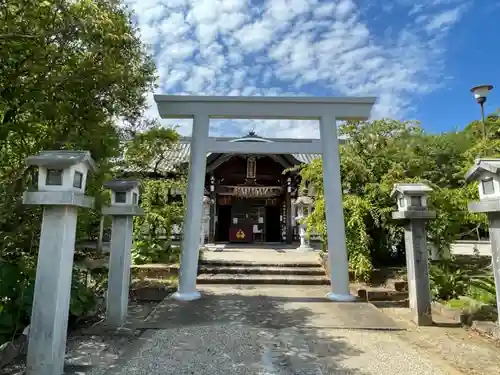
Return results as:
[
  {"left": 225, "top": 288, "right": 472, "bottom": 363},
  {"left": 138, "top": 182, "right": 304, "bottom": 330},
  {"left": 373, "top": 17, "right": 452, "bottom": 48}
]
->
[
  {"left": 106, "top": 180, "right": 140, "bottom": 206},
  {"left": 23, "top": 150, "right": 96, "bottom": 375},
  {"left": 293, "top": 195, "right": 314, "bottom": 251},
  {"left": 391, "top": 183, "right": 436, "bottom": 326},
  {"left": 200, "top": 195, "right": 212, "bottom": 248},
  {"left": 28, "top": 150, "right": 94, "bottom": 194},
  {"left": 392, "top": 183, "right": 432, "bottom": 211},
  {"left": 465, "top": 158, "right": 500, "bottom": 326},
  {"left": 102, "top": 180, "right": 144, "bottom": 328}
]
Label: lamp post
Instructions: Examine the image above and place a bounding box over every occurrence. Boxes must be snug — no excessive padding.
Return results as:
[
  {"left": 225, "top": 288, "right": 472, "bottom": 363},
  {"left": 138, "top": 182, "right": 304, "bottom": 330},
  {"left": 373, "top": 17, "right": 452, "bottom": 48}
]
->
[{"left": 471, "top": 84, "right": 494, "bottom": 140}]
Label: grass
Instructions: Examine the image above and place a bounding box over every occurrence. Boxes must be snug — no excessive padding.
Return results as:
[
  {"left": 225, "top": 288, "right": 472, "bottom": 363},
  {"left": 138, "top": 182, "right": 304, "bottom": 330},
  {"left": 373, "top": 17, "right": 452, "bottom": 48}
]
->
[
  {"left": 445, "top": 296, "right": 482, "bottom": 311},
  {"left": 444, "top": 296, "right": 498, "bottom": 323},
  {"left": 468, "top": 284, "right": 497, "bottom": 305},
  {"left": 130, "top": 275, "right": 178, "bottom": 289}
]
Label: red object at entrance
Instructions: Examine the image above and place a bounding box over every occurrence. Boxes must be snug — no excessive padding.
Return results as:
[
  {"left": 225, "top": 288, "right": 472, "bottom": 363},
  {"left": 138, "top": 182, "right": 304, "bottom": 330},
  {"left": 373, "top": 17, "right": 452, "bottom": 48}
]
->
[{"left": 229, "top": 225, "right": 252, "bottom": 243}]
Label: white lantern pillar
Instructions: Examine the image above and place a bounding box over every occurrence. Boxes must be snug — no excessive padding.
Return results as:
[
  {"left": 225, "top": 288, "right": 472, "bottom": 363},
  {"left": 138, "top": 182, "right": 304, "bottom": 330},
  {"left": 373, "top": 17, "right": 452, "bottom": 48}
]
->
[
  {"left": 294, "top": 196, "right": 314, "bottom": 251},
  {"left": 23, "top": 151, "right": 96, "bottom": 375},
  {"left": 102, "top": 180, "right": 144, "bottom": 328},
  {"left": 200, "top": 195, "right": 211, "bottom": 248}
]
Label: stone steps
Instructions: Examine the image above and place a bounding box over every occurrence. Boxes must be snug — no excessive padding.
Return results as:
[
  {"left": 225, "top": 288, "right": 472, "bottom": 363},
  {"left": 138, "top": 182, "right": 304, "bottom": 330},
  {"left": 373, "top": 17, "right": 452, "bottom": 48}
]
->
[
  {"left": 197, "top": 259, "right": 328, "bottom": 285},
  {"left": 386, "top": 279, "right": 408, "bottom": 292},
  {"left": 200, "top": 260, "right": 322, "bottom": 268},
  {"left": 197, "top": 273, "right": 330, "bottom": 285},
  {"left": 198, "top": 265, "right": 326, "bottom": 276},
  {"left": 357, "top": 288, "right": 409, "bottom": 302}
]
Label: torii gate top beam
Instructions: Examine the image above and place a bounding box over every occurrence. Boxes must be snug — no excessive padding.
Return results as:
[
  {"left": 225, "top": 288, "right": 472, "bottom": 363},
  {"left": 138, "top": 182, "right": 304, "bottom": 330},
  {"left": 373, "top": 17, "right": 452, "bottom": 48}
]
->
[
  {"left": 154, "top": 95, "right": 376, "bottom": 120},
  {"left": 155, "top": 94, "right": 377, "bottom": 302}
]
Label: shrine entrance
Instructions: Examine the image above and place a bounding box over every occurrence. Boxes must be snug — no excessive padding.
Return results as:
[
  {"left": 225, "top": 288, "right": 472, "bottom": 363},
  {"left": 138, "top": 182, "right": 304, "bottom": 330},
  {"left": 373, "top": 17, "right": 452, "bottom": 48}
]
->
[
  {"left": 265, "top": 204, "right": 282, "bottom": 242},
  {"left": 154, "top": 94, "right": 375, "bottom": 302},
  {"left": 216, "top": 204, "right": 231, "bottom": 242},
  {"left": 211, "top": 151, "right": 292, "bottom": 244},
  {"left": 215, "top": 197, "right": 283, "bottom": 244}
]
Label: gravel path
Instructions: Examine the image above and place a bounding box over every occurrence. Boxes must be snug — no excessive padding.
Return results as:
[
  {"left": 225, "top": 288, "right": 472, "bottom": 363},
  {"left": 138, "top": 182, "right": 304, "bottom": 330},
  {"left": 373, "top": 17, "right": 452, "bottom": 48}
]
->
[
  {"left": 381, "top": 306, "right": 500, "bottom": 375},
  {"left": 6, "top": 285, "right": 495, "bottom": 374},
  {"left": 88, "top": 285, "right": 464, "bottom": 375}
]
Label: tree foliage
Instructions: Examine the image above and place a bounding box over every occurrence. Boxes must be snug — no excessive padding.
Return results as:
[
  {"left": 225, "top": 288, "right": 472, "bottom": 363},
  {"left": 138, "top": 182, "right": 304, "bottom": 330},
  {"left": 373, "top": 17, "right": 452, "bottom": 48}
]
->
[
  {"left": 132, "top": 178, "right": 186, "bottom": 264},
  {"left": 116, "top": 124, "right": 187, "bottom": 264},
  {"left": 123, "top": 125, "right": 180, "bottom": 175},
  {"left": 300, "top": 116, "right": 499, "bottom": 280},
  {"left": 0, "top": 0, "right": 155, "bottom": 342}
]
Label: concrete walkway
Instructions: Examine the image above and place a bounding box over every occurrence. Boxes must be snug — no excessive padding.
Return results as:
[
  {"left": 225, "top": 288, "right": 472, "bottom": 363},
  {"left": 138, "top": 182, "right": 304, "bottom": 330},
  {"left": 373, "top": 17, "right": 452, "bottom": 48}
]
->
[
  {"left": 202, "top": 245, "right": 321, "bottom": 265},
  {"left": 90, "top": 285, "right": 462, "bottom": 375}
]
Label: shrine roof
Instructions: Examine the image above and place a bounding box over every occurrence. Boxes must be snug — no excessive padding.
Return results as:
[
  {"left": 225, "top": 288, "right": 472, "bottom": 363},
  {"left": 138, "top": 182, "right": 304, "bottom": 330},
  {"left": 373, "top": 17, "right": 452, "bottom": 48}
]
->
[{"left": 142, "top": 136, "right": 326, "bottom": 174}]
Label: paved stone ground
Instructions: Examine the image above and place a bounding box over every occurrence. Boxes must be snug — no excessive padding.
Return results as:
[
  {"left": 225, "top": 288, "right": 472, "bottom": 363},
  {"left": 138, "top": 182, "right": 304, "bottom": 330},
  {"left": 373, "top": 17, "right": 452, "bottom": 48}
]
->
[
  {"left": 202, "top": 246, "right": 321, "bottom": 265},
  {"left": 88, "top": 285, "right": 463, "bottom": 375}
]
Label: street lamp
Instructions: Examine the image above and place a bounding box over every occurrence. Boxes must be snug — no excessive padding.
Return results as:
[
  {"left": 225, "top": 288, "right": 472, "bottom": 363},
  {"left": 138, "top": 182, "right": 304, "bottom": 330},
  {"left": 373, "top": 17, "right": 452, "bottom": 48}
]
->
[{"left": 471, "top": 84, "right": 494, "bottom": 139}]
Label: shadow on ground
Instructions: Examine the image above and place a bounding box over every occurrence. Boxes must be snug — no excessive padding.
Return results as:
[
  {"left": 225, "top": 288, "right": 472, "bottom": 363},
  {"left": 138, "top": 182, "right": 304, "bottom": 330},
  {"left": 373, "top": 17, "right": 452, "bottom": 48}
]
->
[
  {"left": 93, "top": 289, "right": 400, "bottom": 375},
  {"left": 2, "top": 290, "right": 400, "bottom": 374},
  {"left": 142, "top": 288, "right": 400, "bottom": 331},
  {"left": 0, "top": 302, "right": 154, "bottom": 375}
]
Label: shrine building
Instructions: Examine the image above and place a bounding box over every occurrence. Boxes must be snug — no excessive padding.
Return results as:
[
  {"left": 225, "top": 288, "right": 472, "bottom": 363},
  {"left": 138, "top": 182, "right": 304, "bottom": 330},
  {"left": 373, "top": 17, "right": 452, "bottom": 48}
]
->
[{"left": 158, "top": 131, "right": 344, "bottom": 245}]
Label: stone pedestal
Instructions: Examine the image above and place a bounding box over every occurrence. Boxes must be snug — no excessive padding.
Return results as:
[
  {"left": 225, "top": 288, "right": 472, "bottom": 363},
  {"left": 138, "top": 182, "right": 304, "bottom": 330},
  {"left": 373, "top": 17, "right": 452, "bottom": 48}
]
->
[
  {"left": 405, "top": 219, "right": 432, "bottom": 325},
  {"left": 465, "top": 159, "right": 500, "bottom": 327},
  {"left": 106, "top": 215, "right": 134, "bottom": 327},
  {"left": 468, "top": 202, "right": 500, "bottom": 326},
  {"left": 393, "top": 210, "right": 435, "bottom": 326},
  {"left": 296, "top": 223, "right": 313, "bottom": 251},
  {"left": 102, "top": 183, "right": 144, "bottom": 328},
  {"left": 200, "top": 196, "right": 211, "bottom": 249},
  {"left": 23, "top": 193, "right": 93, "bottom": 375},
  {"left": 487, "top": 213, "right": 500, "bottom": 326}
]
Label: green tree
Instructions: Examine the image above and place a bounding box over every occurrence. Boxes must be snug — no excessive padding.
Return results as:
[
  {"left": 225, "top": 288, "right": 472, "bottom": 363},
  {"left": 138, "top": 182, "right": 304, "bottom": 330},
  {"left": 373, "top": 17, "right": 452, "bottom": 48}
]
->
[
  {"left": 123, "top": 124, "right": 180, "bottom": 176},
  {"left": 0, "top": 0, "right": 155, "bottom": 341},
  {"left": 120, "top": 125, "right": 187, "bottom": 264},
  {"left": 300, "top": 119, "right": 486, "bottom": 280}
]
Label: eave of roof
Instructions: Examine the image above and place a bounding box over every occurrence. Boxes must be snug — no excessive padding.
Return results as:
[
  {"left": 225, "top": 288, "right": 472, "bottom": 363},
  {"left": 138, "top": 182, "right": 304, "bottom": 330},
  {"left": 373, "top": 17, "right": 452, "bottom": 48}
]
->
[{"left": 120, "top": 134, "right": 338, "bottom": 175}]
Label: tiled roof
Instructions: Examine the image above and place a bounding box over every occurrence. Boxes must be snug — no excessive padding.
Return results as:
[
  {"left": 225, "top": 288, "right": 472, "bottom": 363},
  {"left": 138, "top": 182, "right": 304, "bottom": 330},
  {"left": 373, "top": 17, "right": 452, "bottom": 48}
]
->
[
  {"left": 166, "top": 138, "right": 322, "bottom": 170},
  {"left": 293, "top": 153, "right": 322, "bottom": 163}
]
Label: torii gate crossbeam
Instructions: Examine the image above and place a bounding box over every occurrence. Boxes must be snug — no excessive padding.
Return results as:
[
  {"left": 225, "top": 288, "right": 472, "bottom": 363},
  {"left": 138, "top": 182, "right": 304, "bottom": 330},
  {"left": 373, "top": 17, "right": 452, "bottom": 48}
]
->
[{"left": 154, "top": 95, "right": 376, "bottom": 302}]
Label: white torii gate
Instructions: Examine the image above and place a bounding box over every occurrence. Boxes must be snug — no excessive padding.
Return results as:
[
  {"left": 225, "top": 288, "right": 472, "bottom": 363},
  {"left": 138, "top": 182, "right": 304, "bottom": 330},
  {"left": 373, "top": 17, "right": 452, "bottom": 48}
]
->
[{"left": 154, "top": 95, "right": 376, "bottom": 302}]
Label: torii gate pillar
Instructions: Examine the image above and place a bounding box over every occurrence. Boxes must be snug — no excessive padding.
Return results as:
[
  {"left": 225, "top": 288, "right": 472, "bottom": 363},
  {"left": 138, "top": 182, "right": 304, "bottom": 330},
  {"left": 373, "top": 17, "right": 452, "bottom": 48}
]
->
[{"left": 154, "top": 95, "right": 376, "bottom": 302}]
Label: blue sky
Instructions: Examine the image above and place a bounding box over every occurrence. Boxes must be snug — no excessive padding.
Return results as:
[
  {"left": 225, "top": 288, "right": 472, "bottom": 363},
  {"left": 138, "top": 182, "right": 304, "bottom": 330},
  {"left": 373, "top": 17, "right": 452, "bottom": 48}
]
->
[{"left": 125, "top": 0, "right": 499, "bottom": 137}]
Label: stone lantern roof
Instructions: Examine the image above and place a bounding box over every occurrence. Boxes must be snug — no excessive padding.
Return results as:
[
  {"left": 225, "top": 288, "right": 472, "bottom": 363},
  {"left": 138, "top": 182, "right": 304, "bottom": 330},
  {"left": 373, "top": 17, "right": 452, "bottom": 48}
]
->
[
  {"left": 103, "top": 180, "right": 140, "bottom": 191},
  {"left": 390, "top": 183, "right": 433, "bottom": 198},
  {"left": 464, "top": 158, "right": 500, "bottom": 181},
  {"left": 26, "top": 150, "right": 96, "bottom": 172}
]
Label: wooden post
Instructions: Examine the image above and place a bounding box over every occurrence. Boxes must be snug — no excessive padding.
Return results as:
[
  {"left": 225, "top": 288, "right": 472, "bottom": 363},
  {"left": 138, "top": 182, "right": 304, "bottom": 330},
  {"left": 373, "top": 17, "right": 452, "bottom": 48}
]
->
[
  {"left": 208, "top": 175, "right": 216, "bottom": 244},
  {"left": 285, "top": 177, "right": 293, "bottom": 244}
]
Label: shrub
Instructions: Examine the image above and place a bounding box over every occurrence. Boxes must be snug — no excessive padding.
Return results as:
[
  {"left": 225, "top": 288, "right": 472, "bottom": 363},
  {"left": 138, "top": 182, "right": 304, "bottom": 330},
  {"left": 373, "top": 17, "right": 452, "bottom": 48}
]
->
[
  {"left": 468, "top": 275, "right": 497, "bottom": 305},
  {"left": 429, "top": 260, "right": 469, "bottom": 301}
]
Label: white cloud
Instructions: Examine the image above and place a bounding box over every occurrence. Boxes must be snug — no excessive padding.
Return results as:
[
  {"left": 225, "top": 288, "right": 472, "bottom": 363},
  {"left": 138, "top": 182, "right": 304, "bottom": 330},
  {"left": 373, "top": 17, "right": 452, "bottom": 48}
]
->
[
  {"left": 314, "top": 2, "right": 336, "bottom": 18},
  {"left": 126, "top": 0, "right": 468, "bottom": 137},
  {"left": 335, "top": 0, "right": 356, "bottom": 19},
  {"left": 425, "top": 6, "right": 465, "bottom": 33},
  {"left": 234, "top": 19, "right": 276, "bottom": 52}
]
